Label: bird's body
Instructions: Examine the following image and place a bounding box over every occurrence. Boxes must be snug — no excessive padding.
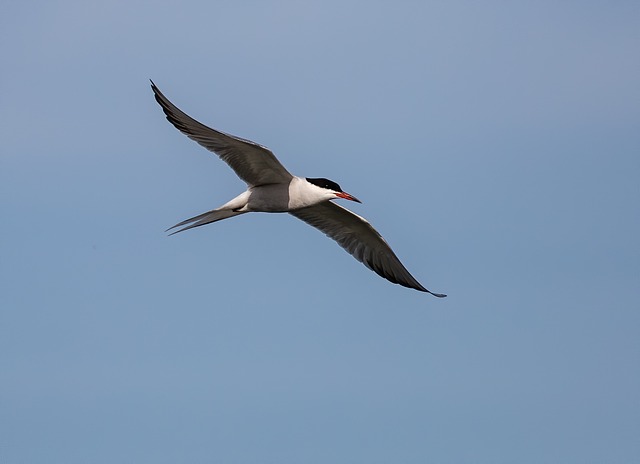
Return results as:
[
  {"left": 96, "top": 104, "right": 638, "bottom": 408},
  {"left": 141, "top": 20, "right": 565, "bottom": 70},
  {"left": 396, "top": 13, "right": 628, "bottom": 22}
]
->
[
  {"left": 241, "top": 177, "right": 339, "bottom": 212},
  {"left": 152, "top": 81, "right": 446, "bottom": 297}
]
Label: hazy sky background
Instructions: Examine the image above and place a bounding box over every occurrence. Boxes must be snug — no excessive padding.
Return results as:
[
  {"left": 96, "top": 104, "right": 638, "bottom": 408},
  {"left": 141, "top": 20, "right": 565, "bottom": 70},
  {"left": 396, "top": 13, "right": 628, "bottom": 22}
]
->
[{"left": 1, "top": 1, "right": 639, "bottom": 463}]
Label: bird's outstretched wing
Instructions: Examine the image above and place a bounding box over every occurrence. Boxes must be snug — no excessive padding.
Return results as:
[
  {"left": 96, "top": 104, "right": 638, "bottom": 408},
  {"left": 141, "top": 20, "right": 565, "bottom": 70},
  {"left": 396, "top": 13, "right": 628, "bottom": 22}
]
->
[
  {"left": 151, "top": 81, "right": 293, "bottom": 187},
  {"left": 290, "top": 202, "right": 446, "bottom": 296}
]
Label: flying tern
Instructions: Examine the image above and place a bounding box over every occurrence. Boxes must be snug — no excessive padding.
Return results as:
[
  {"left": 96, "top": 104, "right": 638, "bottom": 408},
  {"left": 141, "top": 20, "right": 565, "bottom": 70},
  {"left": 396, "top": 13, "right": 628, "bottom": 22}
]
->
[{"left": 152, "top": 81, "right": 446, "bottom": 297}]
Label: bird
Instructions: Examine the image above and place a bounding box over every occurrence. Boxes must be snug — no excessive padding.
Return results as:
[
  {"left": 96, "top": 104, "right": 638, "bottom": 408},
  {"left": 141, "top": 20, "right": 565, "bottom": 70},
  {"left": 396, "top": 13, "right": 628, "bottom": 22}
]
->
[{"left": 151, "top": 81, "right": 446, "bottom": 297}]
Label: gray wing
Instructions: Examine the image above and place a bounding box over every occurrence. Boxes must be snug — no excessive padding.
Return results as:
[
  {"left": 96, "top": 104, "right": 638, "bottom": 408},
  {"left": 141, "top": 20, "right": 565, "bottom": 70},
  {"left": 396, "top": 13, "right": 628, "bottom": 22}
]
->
[
  {"left": 290, "top": 202, "right": 446, "bottom": 296},
  {"left": 151, "top": 81, "right": 293, "bottom": 187}
]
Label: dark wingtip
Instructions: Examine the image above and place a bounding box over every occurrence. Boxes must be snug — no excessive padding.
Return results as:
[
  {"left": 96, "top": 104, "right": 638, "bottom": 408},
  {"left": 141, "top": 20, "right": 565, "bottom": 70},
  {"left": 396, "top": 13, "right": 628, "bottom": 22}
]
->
[
  {"left": 411, "top": 280, "right": 446, "bottom": 297},
  {"left": 429, "top": 291, "right": 447, "bottom": 298}
]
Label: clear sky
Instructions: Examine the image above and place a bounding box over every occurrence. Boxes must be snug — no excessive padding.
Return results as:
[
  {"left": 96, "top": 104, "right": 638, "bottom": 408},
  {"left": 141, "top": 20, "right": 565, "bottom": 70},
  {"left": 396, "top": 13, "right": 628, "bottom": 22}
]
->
[{"left": 1, "top": 1, "right": 639, "bottom": 463}]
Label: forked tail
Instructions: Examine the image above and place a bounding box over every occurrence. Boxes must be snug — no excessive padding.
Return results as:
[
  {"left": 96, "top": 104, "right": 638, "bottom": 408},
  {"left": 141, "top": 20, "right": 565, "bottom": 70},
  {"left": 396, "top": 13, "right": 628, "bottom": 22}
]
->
[{"left": 167, "top": 209, "right": 246, "bottom": 235}]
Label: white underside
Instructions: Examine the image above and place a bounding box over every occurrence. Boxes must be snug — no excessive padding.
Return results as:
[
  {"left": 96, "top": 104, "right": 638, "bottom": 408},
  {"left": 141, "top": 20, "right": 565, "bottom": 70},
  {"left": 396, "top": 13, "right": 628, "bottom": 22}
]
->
[{"left": 223, "top": 176, "right": 336, "bottom": 213}]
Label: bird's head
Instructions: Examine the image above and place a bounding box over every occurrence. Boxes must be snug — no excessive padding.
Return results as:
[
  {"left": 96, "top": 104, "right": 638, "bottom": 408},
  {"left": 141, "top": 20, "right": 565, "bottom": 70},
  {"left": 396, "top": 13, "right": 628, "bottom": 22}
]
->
[{"left": 306, "top": 177, "right": 361, "bottom": 203}]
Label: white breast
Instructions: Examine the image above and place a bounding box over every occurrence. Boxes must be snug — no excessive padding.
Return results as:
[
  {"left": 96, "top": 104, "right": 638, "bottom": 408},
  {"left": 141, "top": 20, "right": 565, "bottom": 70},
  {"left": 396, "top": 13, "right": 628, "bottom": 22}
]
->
[{"left": 287, "top": 177, "right": 334, "bottom": 210}]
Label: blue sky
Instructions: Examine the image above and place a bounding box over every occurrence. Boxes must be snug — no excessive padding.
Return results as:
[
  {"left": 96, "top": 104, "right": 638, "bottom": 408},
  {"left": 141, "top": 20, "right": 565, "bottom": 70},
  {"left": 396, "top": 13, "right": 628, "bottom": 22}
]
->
[{"left": 1, "top": 1, "right": 639, "bottom": 463}]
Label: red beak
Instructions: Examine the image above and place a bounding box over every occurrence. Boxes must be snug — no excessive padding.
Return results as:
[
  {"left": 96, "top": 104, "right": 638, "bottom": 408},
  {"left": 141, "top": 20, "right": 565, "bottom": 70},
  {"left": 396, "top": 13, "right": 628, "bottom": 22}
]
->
[{"left": 336, "top": 191, "right": 362, "bottom": 203}]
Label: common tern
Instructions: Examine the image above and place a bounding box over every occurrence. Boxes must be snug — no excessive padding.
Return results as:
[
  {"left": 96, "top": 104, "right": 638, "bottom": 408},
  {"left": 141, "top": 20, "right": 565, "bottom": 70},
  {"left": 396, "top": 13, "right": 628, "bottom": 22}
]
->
[{"left": 152, "top": 81, "right": 446, "bottom": 297}]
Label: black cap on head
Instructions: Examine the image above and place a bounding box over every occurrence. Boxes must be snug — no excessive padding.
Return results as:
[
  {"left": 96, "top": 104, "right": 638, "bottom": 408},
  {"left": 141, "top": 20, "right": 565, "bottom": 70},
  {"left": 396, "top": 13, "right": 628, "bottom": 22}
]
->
[{"left": 306, "top": 177, "right": 343, "bottom": 192}]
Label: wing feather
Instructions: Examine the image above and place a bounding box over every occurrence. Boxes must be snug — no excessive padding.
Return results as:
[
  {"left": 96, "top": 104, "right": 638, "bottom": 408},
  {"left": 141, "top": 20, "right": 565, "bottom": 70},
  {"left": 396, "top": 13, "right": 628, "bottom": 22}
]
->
[
  {"left": 290, "top": 202, "right": 446, "bottom": 296},
  {"left": 151, "top": 81, "right": 293, "bottom": 186}
]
